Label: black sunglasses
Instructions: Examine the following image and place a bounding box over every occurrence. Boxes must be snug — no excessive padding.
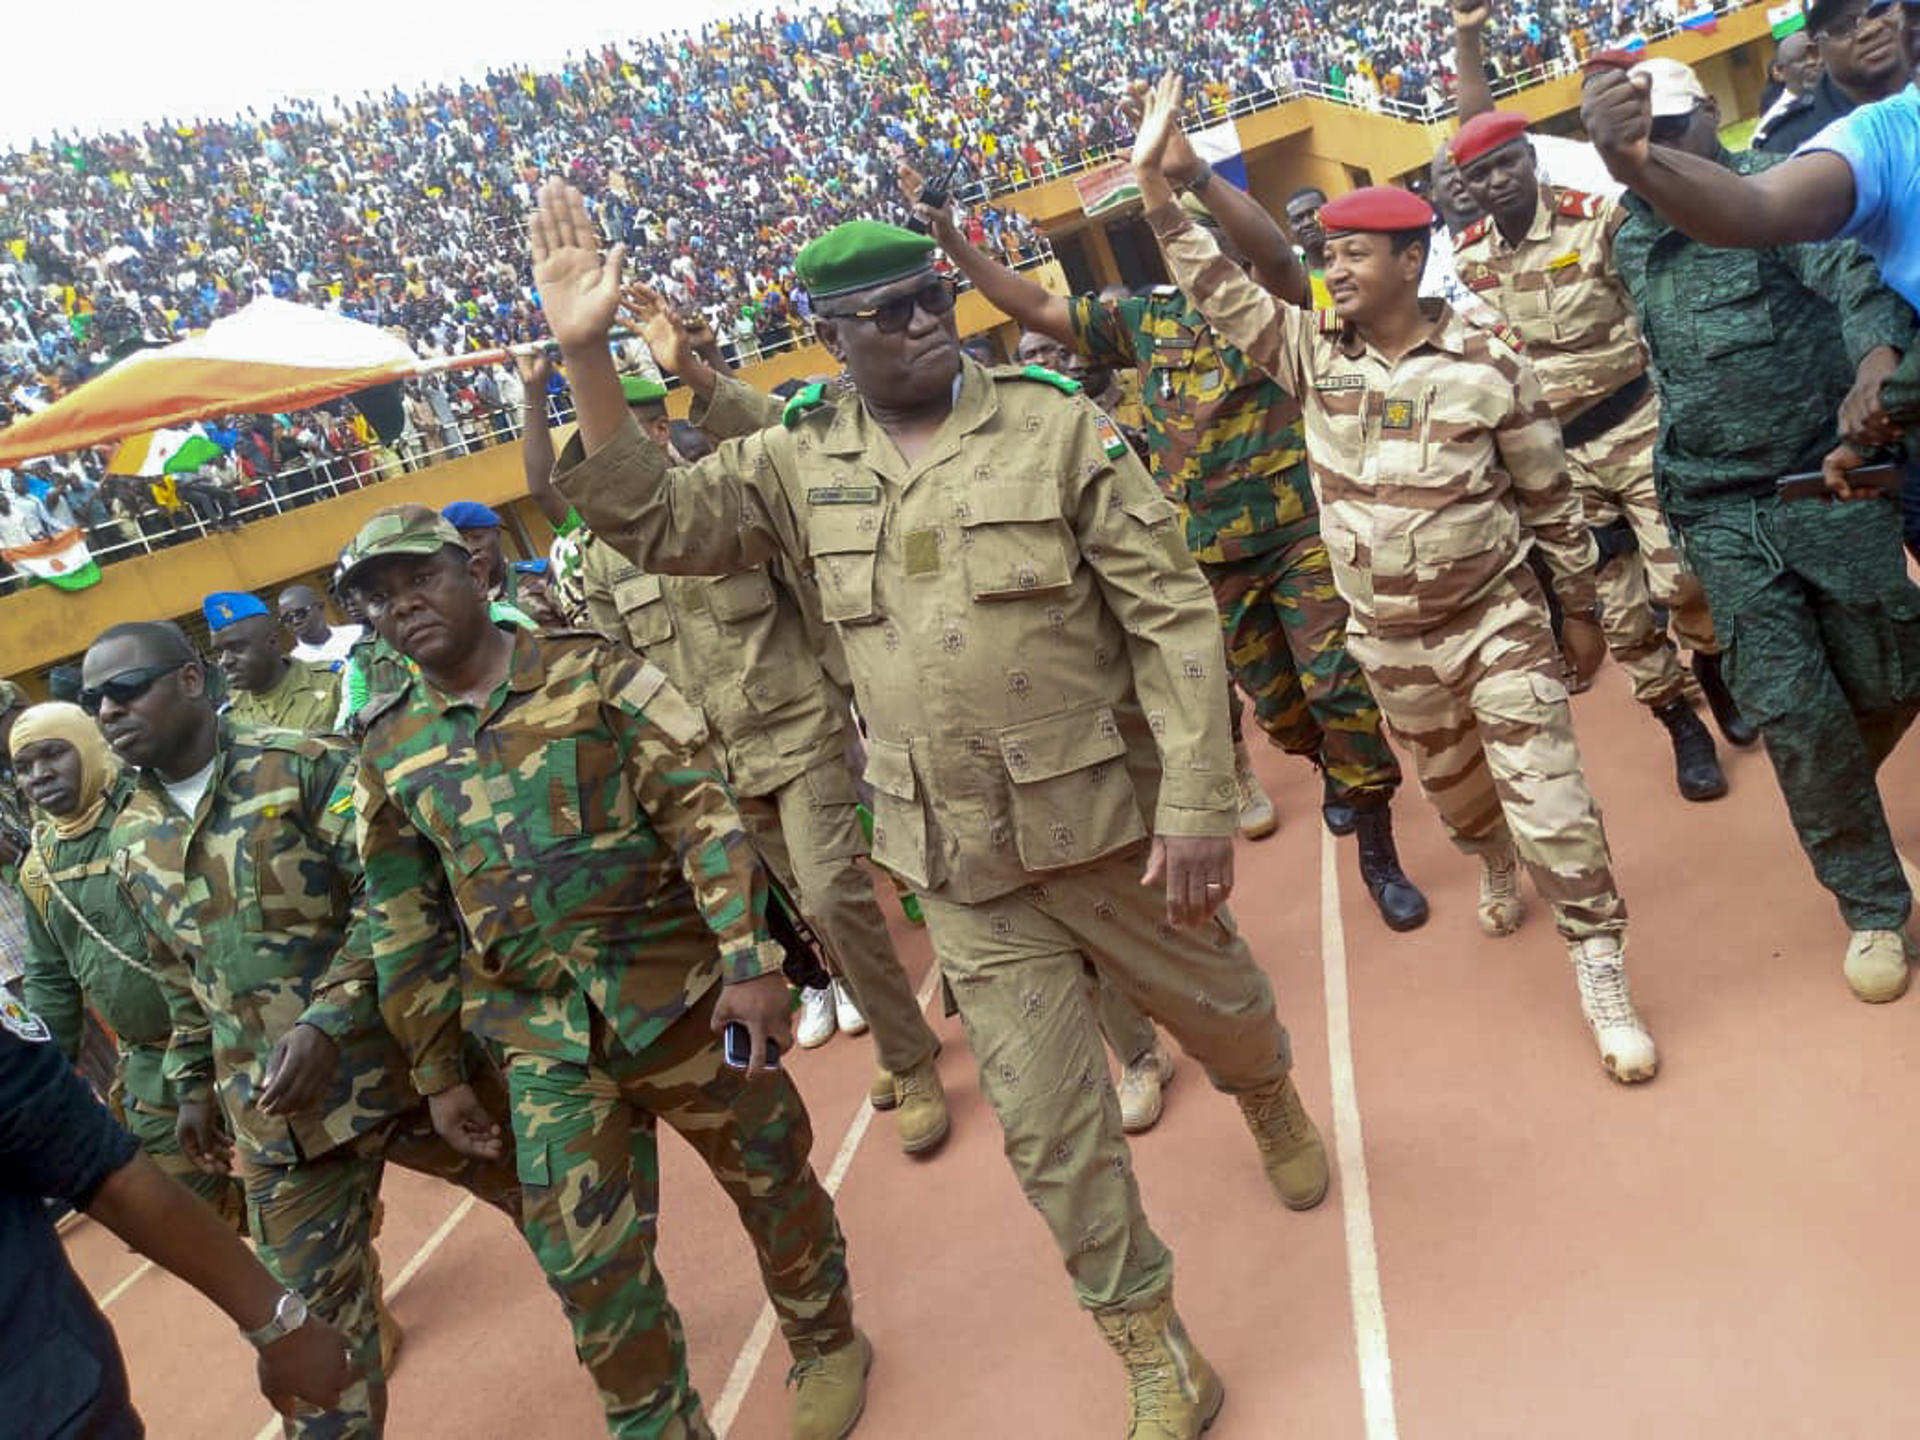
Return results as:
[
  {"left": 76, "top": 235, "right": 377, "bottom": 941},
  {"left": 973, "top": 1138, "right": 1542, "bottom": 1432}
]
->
[
  {"left": 80, "top": 661, "right": 186, "bottom": 715},
  {"left": 823, "top": 278, "right": 957, "bottom": 334}
]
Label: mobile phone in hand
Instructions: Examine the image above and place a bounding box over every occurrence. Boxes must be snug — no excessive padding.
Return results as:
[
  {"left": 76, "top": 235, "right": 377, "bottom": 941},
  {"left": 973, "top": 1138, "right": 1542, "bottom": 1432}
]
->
[
  {"left": 722, "top": 1021, "right": 782, "bottom": 1072},
  {"left": 1777, "top": 463, "right": 1906, "bottom": 501}
]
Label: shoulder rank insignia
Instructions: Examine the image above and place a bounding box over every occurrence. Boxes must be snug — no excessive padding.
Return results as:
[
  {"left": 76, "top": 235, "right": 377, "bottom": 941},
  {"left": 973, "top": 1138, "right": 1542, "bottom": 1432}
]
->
[
  {"left": 1092, "top": 411, "right": 1129, "bottom": 460},
  {"left": 1487, "top": 321, "right": 1525, "bottom": 353},
  {"left": 1458, "top": 215, "right": 1493, "bottom": 246},
  {"left": 1555, "top": 187, "right": 1602, "bottom": 220},
  {"left": 780, "top": 382, "right": 830, "bottom": 430},
  {"left": 326, "top": 779, "right": 355, "bottom": 817},
  {"left": 1012, "top": 363, "right": 1084, "bottom": 395}
]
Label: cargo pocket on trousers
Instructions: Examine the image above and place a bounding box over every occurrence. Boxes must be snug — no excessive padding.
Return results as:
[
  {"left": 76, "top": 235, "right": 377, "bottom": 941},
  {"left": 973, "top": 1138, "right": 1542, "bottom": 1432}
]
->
[
  {"left": 1473, "top": 670, "right": 1579, "bottom": 780},
  {"left": 862, "top": 738, "right": 930, "bottom": 888},
  {"left": 998, "top": 705, "right": 1148, "bottom": 872}
]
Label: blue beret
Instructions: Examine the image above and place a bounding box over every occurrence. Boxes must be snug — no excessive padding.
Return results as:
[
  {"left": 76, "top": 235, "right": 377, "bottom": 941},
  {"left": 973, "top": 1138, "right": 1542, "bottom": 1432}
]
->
[
  {"left": 203, "top": 591, "right": 269, "bottom": 631},
  {"left": 441, "top": 501, "right": 502, "bottom": 531}
]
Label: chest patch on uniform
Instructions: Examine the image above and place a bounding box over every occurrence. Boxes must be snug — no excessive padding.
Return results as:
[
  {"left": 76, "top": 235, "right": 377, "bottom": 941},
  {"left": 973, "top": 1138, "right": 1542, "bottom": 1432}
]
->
[
  {"left": 808, "top": 485, "right": 882, "bottom": 505},
  {"left": 1092, "top": 412, "right": 1129, "bottom": 459},
  {"left": 1381, "top": 398, "right": 1417, "bottom": 431},
  {"left": 1466, "top": 271, "right": 1501, "bottom": 292},
  {"left": 1, "top": 995, "right": 49, "bottom": 1043},
  {"left": 1548, "top": 251, "right": 1581, "bottom": 271},
  {"left": 903, "top": 529, "right": 941, "bottom": 576},
  {"left": 1314, "top": 374, "right": 1366, "bottom": 392}
]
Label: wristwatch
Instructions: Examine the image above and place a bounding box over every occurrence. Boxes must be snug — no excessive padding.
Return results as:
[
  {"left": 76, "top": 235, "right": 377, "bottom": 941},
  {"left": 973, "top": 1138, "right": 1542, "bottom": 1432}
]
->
[
  {"left": 1179, "top": 159, "right": 1214, "bottom": 194},
  {"left": 243, "top": 1289, "right": 309, "bottom": 1349}
]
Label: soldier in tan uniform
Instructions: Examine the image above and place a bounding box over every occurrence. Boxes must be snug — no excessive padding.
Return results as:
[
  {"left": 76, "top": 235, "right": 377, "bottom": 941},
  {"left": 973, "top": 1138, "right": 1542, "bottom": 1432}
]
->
[
  {"left": 1448, "top": 8, "right": 1755, "bottom": 803},
  {"left": 1131, "top": 75, "right": 1657, "bottom": 1087},
  {"left": 571, "top": 354, "right": 953, "bottom": 1156},
  {"left": 532, "top": 184, "right": 1330, "bottom": 1437},
  {"left": 204, "top": 592, "right": 342, "bottom": 736}
]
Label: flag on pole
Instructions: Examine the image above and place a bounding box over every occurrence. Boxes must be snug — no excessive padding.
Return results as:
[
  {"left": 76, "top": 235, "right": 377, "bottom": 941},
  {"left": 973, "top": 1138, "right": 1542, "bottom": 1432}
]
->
[
  {"left": 1768, "top": 2, "right": 1806, "bottom": 36},
  {"left": 2, "top": 526, "right": 100, "bottom": 591},
  {"left": 107, "top": 428, "right": 225, "bottom": 477}
]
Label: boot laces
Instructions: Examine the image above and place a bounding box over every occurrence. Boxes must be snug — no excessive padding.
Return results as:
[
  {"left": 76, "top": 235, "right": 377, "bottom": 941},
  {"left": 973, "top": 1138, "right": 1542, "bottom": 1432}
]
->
[
  {"left": 1243, "top": 1080, "right": 1310, "bottom": 1150},
  {"left": 1575, "top": 950, "right": 1638, "bottom": 1028},
  {"left": 1482, "top": 854, "right": 1520, "bottom": 902}
]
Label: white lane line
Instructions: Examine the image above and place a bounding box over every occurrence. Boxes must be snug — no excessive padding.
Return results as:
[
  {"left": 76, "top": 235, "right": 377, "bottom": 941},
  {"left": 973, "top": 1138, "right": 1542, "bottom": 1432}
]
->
[
  {"left": 99, "top": 1258, "right": 155, "bottom": 1312},
  {"left": 252, "top": 1196, "right": 479, "bottom": 1440},
  {"left": 711, "top": 959, "right": 945, "bottom": 1438},
  {"left": 1321, "top": 825, "right": 1401, "bottom": 1440}
]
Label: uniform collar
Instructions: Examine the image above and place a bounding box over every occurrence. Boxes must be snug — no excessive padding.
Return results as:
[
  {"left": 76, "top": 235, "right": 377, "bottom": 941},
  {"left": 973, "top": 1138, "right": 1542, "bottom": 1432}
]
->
[
  {"left": 1340, "top": 299, "right": 1463, "bottom": 362},
  {"left": 1524, "top": 182, "right": 1557, "bottom": 244},
  {"left": 417, "top": 623, "right": 543, "bottom": 721},
  {"left": 823, "top": 357, "right": 998, "bottom": 487}
]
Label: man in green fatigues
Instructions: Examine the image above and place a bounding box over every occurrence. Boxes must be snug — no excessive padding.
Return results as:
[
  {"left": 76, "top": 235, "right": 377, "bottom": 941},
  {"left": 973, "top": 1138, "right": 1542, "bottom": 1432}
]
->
[
  {"left": 345, "top": 505, "right": 869, "bottom": 1440},
  {"left": 538, "top": 189, "right": 1333, "bottom": 1437},
  {"left": 205, "top": 592, "right": 342, "bottom": 736},
  {"left": 1603, "top": 58, "right": 1920, "bottom": 1002},
  {"left": 81, "top": 620, "right": 522, "bottom": 1440},
  {"left": 13, "top": 702, "right": 242, "bottom": 1223},
  {"left": 903, "top": 147, "right": 1429, "bottom": 933}
]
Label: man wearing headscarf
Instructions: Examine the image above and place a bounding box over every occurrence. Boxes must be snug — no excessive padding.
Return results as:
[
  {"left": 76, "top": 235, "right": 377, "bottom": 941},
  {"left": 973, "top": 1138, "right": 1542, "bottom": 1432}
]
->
[{"left": 12, "top": 702, "right": 244, "bottom": 1221}]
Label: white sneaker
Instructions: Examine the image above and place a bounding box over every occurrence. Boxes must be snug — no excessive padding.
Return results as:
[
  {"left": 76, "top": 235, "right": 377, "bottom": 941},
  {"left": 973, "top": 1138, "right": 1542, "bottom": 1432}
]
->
[
  {"left": 1567, "top": 937, "right": 1658, "bottom": 1083},
  {"left": 796, "top": 986, "right": 836, "bottom": 1049},
  {"left": 833, "top": 979, "right": 868, "bottom": 1036},
  {"left": 1843, "top": 929, "right": 1913, "bottom": 1004}
]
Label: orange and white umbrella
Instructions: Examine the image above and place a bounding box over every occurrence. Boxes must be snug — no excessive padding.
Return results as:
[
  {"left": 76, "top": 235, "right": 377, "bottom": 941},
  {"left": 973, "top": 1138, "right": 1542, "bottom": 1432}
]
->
[{"left": 0, "top": 298, "right": 420, "bottom": 465}]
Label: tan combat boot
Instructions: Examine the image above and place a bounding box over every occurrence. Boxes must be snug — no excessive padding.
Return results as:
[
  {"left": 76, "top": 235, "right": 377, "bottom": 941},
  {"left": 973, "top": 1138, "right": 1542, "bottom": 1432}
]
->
[
  {"left": 1118, "top": 1041, "right": 1176, "bottom": 1134},
  {"left": 1477, "top": 847, "right": 1525, "bottom": 937},
  {"left": 868, "top": 1070, "right": 898, "bottom": 1111},
  {"left": 788, "top": 1329, "right": 871, "bottom": 1440},
  {"left": 1568, "top": 937, "right": 1658, "bottom": 1083},
  {"left": 1233, "top": 740, "right": 1278, "bottom": 840},
  {"left": 892, "top": 1055, "right": 950, "bottom": 1156},
  {"left": 1093, "top": 1291, "right": 1225, "bottom": 1439},
  {"left": 1235, "top": 1074, "right": 1330, "bottom": 1210},
  {"left": 1843, "top": 929, "right": 1914, "bottom": 1003}
]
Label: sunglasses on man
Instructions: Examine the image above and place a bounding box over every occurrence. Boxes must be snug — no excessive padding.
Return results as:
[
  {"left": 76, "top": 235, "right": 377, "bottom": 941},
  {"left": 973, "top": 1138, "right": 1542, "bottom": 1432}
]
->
[
  {"left": 821, "top": 278, "right": 958, "bottom": 334},
  {"left": 79, "top": 661, "right": 187, "bottom": 715}
]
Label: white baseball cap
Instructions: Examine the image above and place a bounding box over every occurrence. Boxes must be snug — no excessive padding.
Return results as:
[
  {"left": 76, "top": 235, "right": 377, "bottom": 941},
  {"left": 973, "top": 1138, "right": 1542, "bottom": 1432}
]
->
[{"left": 1630, "top": 57, "right": 1710, "bottom": 119}]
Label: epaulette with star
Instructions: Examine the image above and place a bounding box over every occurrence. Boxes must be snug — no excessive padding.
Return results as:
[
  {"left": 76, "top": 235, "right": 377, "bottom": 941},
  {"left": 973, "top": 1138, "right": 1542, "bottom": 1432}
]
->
[
  {"left": 781, "top": 382, "right": 832, "bottom": 430},
  {"left": 1554, "top": 187, "right": 1604, "bottom": 220},
  {"left": 1458, "top": 215, "right": 1493, "bottom": 246},
  {"left": 1001, "top": 363, "right": 1084, "bottom": 396}
]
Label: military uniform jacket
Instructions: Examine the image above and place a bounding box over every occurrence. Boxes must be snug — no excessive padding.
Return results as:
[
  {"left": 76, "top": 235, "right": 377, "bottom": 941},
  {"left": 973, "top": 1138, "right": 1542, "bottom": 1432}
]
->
[
  {"left": 227, "top": 656, "right": 343, "bottom": 736},
  {"left": 1453, "top": 183, "right": 1649, "bottom": 423},
  {"left": 355, "top": 628, "right": 783, "bottom": 1087},
  {"left": 579, "top": 374, "right": 853, "bottom": 799},
  {"left": 111, "top": 720, "right": 413, "bottom": 1168},
  {"left": 554, "top": 358, "right": 1240, "bottom": 906},
  {"left": 1613, "top": 147, "right": 1920, "bottom": 516},
  {"left": 1069, "top": 288, "right": 1320, "bottom": 564},
  {"left": 1150, "top": 202, "right": 1599, "bottom": 636},
  {"left": 19, "top": 774, "right": 179, "bottom": 1110}
]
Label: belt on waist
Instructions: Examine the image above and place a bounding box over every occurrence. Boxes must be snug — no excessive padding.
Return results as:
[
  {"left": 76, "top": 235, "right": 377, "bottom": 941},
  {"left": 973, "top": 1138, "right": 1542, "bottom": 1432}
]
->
[{"left": 1560, "top": 372, "right": 1651, "bottom": 450}]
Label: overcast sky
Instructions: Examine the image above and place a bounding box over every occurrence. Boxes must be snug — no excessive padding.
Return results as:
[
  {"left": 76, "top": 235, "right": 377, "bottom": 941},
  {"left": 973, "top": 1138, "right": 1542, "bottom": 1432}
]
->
[{"left": 1, "top": 0, "right": 765, "bottom": 149}]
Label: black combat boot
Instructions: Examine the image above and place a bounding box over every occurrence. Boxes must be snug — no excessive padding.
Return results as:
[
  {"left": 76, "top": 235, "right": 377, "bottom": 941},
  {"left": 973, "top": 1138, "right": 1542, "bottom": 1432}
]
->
[
  {"left": 1691, "top": 651, "right": 1757, "bottom": 747},
  {"left": 1654, "top": 696, "right": 1728, "bottom": 801},
  {"left": 1354, "top": 807, "right": 1429, "bottom": 932},
  {"left": 1321, "top": 773, "right": 1358, "bottom": 837}
]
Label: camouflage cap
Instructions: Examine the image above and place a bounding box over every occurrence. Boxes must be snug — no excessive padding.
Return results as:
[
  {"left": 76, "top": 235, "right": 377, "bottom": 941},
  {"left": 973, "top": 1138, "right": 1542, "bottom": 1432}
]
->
[
  {"left": 798, "top": 220, "right": 937, "bottom": 303},
  {"left": 340, "top": 503, "right": 468, "bottom": 586}
]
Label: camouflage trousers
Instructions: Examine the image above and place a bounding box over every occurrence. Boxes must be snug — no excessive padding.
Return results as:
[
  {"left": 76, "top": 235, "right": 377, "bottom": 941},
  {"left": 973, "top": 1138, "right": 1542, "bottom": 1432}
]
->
[
  {"left": 247, "top": 1072, "right": 524, "bottom": 1439},
  {"left": 1344, "top": 571, "right": 1627, "bottom": 942},
  {"left": 1203, "top": 533, "right": 1402, "bottom": 804},
  {"left": 507, "top": 989, "right": 855, "bottom": 1439},
  {"left": 737, "top": 757, "right": 939, "bottom": 1075},
  {"left": 1567, "top": 391, "right": 1718, "bottom": 706},
  {"left": 1676, "top": 494, "right": 1920, "bottom": 931},
  {"left": 124, "top": 1092, "right": 244, "bottom": 1229},
  {"left": 920, "top": 847, "right": 1292, "bottom": 1311}
]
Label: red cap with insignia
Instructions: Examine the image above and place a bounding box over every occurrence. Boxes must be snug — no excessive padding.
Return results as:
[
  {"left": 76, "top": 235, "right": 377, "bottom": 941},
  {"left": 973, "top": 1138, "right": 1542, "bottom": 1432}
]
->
[
  {"left": 1449, "top": 110, "right": 1531, "bottom": 164},
  {"left": 1318, "top": 186, "right": 1436, "bottom": 237}
]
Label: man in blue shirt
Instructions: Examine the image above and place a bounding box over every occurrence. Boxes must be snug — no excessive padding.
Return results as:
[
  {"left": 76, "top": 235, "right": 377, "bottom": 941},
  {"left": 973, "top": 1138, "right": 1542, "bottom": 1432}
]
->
[{"left": 1, "top": 1001, "right": 352, "bottom": 1436}]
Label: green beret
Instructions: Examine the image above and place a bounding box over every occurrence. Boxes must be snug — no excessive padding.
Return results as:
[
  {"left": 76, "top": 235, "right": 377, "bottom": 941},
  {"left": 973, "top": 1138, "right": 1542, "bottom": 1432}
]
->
[
  {"left": 798, "top": 221, "right": 938, "bottom": 303},
  {"left": 621, "top": 374, "right": 669, "bottom": 405}
]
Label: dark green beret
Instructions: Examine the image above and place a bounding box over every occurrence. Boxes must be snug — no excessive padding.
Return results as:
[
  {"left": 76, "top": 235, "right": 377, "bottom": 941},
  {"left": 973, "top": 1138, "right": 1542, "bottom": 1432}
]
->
[
  {"left": 798, "top": 221, "right": 938, "bottom": 303},
  {"left": 621, "top": 374, "right": 669, "bottom": 405}
]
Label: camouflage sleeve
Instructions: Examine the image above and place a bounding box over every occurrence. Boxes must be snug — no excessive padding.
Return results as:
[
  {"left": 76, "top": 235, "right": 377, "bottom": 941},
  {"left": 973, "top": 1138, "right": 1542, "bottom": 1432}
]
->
[
  {"left": 1497, "top": 358, "right": 1600, "bottom": 615},
  {"left": 149, "top": 929, "right": 214, "bottom": 1104},
  {"left": 1145, "top": 201, "right": 1310, "bottom": 398},
  {"left": 354, "top": 747, "right": 468, "bottom": 1095},
  {"left": 1782, "top": 237, "right": 1920, "bottom": 370},
  {"left": 1066, "top": 293, "right": 1142, "bottom": 369},
  {"left": 20, "top": 893, "right": 85, "bottom": 1063},
  {"left": 291, "top": 748, "right": 383, "bottom": 1049},
  {"left": 688, "top": 373, "right": 785, "bottom": 439},
  {"left": 1064, "top": 397, "right": 1239, "bottom": 838},
  {"left": 553, "top": 415, "right": 803, "bottom": 581},
  {"left": 601, "top": 653, "right": 783, "bottom": 983}
]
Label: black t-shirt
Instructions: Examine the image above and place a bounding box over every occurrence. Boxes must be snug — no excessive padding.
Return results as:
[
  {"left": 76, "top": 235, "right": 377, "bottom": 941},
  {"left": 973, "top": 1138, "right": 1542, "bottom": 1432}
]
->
[{"left": 0, "top": 1003, "right": 143, "bottom": 1439}]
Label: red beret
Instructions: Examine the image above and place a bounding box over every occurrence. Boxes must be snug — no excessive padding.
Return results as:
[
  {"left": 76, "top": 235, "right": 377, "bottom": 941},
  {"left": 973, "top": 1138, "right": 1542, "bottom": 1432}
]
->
[
  {"left": 1318, "top": 186, "right": 1436, "bottom": 236},
  {"left": 1449, "top": 110, "right": 1532, "bottom": 164}
]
